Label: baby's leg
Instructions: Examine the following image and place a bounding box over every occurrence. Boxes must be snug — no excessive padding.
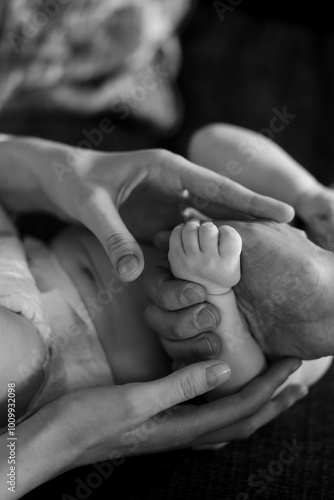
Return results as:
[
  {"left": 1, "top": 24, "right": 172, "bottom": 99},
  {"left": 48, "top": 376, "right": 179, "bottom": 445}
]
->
[
  {"left": 188, "top": 123, "right": 317, "bottom": 207},
  {"left": 168, "top": 220, "right": 267, "bottom": 398}
]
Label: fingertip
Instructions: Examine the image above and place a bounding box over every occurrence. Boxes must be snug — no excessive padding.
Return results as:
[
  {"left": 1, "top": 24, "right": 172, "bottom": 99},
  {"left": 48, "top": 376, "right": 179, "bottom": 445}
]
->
[
  {"left": 274, "top": 202, "right": 295, "bottom": 223},
  {"left": 206, "top": 362, "right": 232, "bottom": 388},
  {"left": 180, "top": 285, "right": 206, "bottom": 306},
  {"left": 297, "top": 385, "right": 309, "bottom": 399},
  {"left": 116, "top": 252, "right": 144, "bottom": 282}
]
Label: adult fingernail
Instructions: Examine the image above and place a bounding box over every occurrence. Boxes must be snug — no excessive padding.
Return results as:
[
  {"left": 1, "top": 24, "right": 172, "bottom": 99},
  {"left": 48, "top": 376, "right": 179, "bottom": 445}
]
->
[
  {"left": 181, "top": 286, "right": 204, "bottom": 305},
  {"left": 117, "top": 255, "right": 139, "bottom": 278},
  {"left": 206, "top": 363, "right": 231, "bottom": 387},
  {"left": 196, "top": 308, "right": 216, "bottom": 329},
  {"left": 195, "top": 338, "right": 213, "bottom": 357},
  {"left": 195, "top": 336, "right": 220, "bottom": 357}
]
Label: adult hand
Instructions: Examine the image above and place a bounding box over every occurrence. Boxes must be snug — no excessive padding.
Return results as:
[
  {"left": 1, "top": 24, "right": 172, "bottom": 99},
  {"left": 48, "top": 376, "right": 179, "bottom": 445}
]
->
[
  {"left": 4, "top": 357, "right": 304, "bottom": 498},
  {"left": 0, "top": 137, "right": 294, "bottom": 283},
  {"left": 144, "top": 221, "right": 334, "bottom": 360}
]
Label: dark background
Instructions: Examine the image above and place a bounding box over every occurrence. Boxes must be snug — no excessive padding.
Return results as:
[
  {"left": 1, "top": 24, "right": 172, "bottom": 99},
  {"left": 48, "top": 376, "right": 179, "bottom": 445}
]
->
[{"left": 2, "top": 1, "right": 332, "bottom": 498}]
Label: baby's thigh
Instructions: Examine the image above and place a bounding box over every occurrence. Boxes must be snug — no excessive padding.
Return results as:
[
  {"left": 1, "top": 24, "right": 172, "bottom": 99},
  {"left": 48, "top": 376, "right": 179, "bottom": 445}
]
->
[
  {"left": 52, "top": 228, "right": 171, "bottom": 385},
  {"left": 187, "top": 123, "right": 248, "bottom": 169}
]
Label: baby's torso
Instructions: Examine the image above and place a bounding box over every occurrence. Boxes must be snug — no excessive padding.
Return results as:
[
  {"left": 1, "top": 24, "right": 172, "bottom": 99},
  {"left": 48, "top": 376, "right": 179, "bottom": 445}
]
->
[
  {"left": 17, "top": 228, "right": 170, "bottom": 424},
  {"left": 50, "top": 227, "right": 170, "bottom": 384}
]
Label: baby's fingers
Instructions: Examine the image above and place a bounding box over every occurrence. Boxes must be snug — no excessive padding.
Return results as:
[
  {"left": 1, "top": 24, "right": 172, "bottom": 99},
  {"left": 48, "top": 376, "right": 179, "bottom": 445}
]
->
[{"left": 192, "top": 384, "right": 308, "bottom": 446}]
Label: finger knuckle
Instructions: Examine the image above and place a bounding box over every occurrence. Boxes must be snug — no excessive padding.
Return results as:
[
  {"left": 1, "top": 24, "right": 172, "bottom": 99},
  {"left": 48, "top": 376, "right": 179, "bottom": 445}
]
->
[
  {"left": 105, "top": 233, "right": 131, "bottom": 255},
  {"left": 122, "top": 388, "right": 143, "bottom": 423},
  {"left": 172, "top": 316, "right": 187, "bottom": 339},
  {"left": 154, "top": 148, "right": 171, "bottom": 166},
  {"left": 248, "top": 193, "right": 260, "bottom": 214},
  {"left": 178, "top": 374, "right": 198, "bottom": 401},
  {"left": 146, "top": 148, "right": 170, "bottom": 170},
  {"left": 156, "top": 284, "right": 172, "bottom": 310}
]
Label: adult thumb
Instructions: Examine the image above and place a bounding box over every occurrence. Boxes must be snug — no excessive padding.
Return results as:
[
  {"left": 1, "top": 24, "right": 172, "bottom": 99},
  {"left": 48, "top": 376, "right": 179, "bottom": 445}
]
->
[{"left": 83, "top": 193, "right": 145, "bottom": 282}]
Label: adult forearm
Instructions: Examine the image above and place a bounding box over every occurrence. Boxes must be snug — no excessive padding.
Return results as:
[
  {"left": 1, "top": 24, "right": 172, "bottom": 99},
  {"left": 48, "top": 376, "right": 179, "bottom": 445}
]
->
[{"left": 0, "top": 405, "right": 78, "bottom": 499}]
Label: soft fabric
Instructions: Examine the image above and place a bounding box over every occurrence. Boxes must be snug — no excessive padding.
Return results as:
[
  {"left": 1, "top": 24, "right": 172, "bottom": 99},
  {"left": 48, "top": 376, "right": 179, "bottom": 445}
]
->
[{"left": 15, "top": 237, "right": 113, "bottom": 424}]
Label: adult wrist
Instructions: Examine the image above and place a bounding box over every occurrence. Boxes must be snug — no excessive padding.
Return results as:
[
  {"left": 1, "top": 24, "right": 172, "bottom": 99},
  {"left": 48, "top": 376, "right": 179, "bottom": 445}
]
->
[
  {"left": 5, "top": 403, "right": 77, "bottom": 498},
  {"left": 0, "top": 136, "right": 51, "bottom": 213}
]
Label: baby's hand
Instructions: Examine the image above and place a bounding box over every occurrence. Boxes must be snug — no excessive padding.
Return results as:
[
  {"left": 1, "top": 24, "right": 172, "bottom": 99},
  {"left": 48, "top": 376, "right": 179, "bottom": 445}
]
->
[
  {"left": 168, "top": 220, "right": 242, "bottom": 294},
  {"left": 295, "top": 184, "right": 334, "bottom": 250}
]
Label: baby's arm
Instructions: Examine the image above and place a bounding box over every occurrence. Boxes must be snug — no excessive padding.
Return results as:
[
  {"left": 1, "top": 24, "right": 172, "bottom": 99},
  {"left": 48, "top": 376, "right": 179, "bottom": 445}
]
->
[
  {"left": 168, "top": 220, "right": 267, "bottom": 398},
  {"left": 189, "top": 124, "right": 334, "bottom": 248}
]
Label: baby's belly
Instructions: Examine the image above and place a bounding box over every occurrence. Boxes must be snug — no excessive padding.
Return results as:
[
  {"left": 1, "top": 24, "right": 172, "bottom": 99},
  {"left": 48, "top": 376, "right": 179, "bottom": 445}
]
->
[{"left": 50, "top": 227, "right": 170, "bottom": 384}]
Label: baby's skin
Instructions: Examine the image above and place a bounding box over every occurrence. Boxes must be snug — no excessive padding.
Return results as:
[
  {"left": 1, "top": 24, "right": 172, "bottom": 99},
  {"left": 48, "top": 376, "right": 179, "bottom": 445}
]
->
[
  {"left": 189, "top": 123, "right": 334, "bottom": 251},
  {"left": 0, "top": 222, "right": 332, "bottom": 431},
  {"left": 168, "top": 220, "right": 333, "bottom": 400},
  {"left": 168, "top": 220, "right": 267, "bottom": 397}
]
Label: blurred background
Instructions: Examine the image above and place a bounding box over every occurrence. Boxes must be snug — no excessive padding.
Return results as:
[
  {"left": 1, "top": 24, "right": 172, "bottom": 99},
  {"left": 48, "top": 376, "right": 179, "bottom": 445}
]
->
[
  {"left": 1, "top": 0, "right": 333, "bottom": 185},
  {"left": 1, "top": 1, "right": 333, "bottom": 499}
]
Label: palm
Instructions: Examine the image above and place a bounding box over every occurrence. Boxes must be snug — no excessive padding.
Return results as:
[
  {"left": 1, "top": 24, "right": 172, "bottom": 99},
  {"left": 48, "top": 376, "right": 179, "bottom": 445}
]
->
[
  {"left": 120, "top": 184, "right": 183, "bottom": 242},
  {"left": 226, "top": 221, "right": 334, "bottom": 359}
]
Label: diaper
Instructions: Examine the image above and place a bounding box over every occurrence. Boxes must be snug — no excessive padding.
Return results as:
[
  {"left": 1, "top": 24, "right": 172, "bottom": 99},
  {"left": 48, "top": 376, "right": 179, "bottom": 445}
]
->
[{"left": 15, "top": 237, "right": 114, "bottom": 425}]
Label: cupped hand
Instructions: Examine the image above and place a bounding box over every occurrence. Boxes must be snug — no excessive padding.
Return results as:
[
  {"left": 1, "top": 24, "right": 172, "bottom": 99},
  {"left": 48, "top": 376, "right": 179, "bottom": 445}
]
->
[
  {"left": 43, "top": 358, "right": 304, "bottom": 470},
  {"left": 228, "top": 220, "right": 334, "bottom": 359},
  {"left": 145, "top": 221, "right": 334, "bottom": 360},
  {"left": 33, "top": 144, "right": 293, "bottom": 283}
]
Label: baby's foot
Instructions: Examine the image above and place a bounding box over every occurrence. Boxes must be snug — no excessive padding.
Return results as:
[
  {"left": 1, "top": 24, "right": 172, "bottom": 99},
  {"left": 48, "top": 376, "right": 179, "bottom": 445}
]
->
[{"left": 168, "top": 221, "right": 242, "bottom": 294}]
